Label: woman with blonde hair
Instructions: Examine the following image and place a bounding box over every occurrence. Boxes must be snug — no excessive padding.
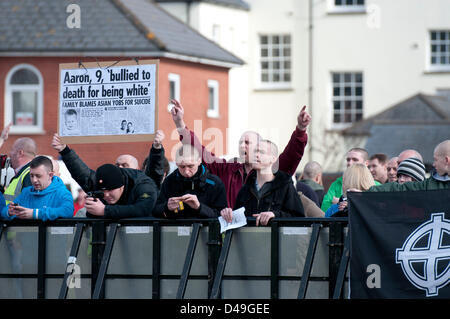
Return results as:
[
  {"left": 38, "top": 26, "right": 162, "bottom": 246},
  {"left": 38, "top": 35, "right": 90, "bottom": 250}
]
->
[{"left": 325, "top": 163, "right": 375, "bottom": 217}]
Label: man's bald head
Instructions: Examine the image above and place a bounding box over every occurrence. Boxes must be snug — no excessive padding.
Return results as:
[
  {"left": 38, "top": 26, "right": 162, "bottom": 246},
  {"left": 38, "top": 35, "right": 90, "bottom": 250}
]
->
[
  {"left": 433, "top": 140, "right": 450, "bottom": 176},
  {"left": 434, "top": 140, "right": 450, "bottom": 157},
  {"left": 398, "top": 149, "right": 423, "bottom": 164},
  {"left": 302, "top": 161, "right": 322, "bottom": 179},
  {"left": 115, "top": 154, "right": 139, "bottom": 169},
  {"left": 9, "top": 137, "right": 36, "bottom": 170}
]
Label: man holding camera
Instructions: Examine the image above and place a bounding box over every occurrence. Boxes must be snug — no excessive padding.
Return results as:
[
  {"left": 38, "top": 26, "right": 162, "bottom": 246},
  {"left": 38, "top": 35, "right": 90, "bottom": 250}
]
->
[{"left": 52, "top": 134, "right": 158, "bottom": 219}]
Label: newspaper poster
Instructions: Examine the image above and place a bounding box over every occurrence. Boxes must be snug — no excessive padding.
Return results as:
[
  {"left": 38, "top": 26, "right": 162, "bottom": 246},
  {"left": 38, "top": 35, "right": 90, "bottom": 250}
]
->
[{"left": 58, "top": 59, "right": 158, "bottom": 144}]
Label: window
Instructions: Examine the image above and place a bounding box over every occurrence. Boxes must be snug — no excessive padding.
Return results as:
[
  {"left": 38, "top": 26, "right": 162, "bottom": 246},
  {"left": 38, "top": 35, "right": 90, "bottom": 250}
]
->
[
  {"left": 168, "top": 73, "right": 180, "bottom": 112},
  {"left": 212, "top": 24, "right": 221, "bottom": 43},
  {"left": 4, "top": 64, "right": 43, "bottom": 133},
  {"left": 207, "top": 80, "right": 219, "bottom": 118},
  {"left": 332, "top": 72, "right": 363, "bottom": 125},
  {"left": 259, "top": 34, "right": 291, "bottom": 88},
  {"left": 329, "top": 0, "right": 365, "bottom": 13},
  {"left": 429, "top": 31, "right": 450, "bottom": 71}
]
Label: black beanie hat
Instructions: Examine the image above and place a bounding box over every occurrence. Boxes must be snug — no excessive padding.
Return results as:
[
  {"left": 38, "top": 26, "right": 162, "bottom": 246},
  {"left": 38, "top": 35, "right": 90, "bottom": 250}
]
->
[{"left": 95, "top": 164, "right": 125, "bottom": 190}]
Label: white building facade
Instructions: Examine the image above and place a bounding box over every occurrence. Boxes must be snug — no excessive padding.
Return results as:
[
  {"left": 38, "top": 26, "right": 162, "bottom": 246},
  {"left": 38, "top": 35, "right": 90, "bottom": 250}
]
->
[
  {"left": 156, "top": 0, "right": 250, "bottom": 159},
  {"left": 246, "top": 0, "right": 450, "bottom": 172},
  {"left": 158, "top": 0, "right": 450, "bottom": 172}
]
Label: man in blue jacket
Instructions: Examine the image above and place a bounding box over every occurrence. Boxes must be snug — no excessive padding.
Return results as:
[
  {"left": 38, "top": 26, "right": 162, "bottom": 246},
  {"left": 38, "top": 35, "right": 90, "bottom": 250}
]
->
[{"left": 1, "top": 156, "right": 73, "bottom": 221}]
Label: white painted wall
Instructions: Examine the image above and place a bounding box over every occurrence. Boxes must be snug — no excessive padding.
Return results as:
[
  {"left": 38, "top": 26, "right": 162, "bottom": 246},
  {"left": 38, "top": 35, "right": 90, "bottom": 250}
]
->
[
  {"left": 158, "top": 1, "right": 250, "bottom": 159},
  {"left": 159, "top": 0, "right": 450, "bottom": 172},
  {"left": 247, "top": 0, "right": 450, "bottom": 172}
]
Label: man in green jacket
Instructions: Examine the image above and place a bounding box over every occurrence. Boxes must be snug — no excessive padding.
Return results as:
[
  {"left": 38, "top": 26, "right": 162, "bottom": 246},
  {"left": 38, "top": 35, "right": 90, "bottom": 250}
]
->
[
  {"left": 368, "top": 140, "right": 450, "bottom": 192},
  {"left": 321, "top": 147, "right": 381, "bottom": 212}
]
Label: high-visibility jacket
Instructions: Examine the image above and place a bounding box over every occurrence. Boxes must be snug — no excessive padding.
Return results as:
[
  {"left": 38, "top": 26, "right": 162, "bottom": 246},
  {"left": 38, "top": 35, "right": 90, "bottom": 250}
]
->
[{"left": 4, "top": 165, "right": 31, "bottom": 204}]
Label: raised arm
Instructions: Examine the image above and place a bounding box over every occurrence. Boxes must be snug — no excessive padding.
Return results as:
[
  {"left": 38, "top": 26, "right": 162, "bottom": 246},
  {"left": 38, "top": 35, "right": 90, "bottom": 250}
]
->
[
  {"left": 145, "top": 129, "right": 167, "bottom": 189},
  {"left": 170, "top": 99, "right": 226, "bottom": 166},
  {"left": 0, "top": 122, "right": 12, "bottom": 149},
  {"left": 277, "top": 105, "right": 311, "bottom": 175},
  {"left": 51, "top": 133, "right": 96, "bottom": 191}
]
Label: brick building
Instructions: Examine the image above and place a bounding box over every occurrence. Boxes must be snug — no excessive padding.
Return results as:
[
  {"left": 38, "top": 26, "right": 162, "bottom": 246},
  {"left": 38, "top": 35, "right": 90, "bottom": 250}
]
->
[{"left": 0, "top": 0, "right": 242, "bottom": 174}]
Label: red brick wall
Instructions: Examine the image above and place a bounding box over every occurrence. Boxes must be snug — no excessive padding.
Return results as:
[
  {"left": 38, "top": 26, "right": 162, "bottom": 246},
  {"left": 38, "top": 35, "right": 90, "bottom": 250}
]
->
[{"left": 0, "top": 56, "right": 229, "bottom": 169}]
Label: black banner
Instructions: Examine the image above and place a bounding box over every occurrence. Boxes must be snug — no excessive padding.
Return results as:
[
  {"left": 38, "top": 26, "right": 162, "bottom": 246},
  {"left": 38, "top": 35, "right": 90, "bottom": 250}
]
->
[{"left": 349, "top": 189, "right": 450, "bottom": 298}]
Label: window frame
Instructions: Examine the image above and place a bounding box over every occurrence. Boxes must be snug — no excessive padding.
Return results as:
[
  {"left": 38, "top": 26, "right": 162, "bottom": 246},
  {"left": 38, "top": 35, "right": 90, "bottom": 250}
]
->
[
  {"left": 207, "top": 79, "right": 219, "bottom": 118},
  {"left": 328, "top": 0, "right": 366, "bottom": 14},
  {"left": 330, "top": 71, "right": 364, "bottom": 129},
  {"left": 427, "top": 30, "right": 450, "bottom": 73},
  {"left": 168, "top": 73, "right": 180, "bottom": 112},
  {"left": 4, "top": 64, "right": 44, "bottom": 134},
  {"left": 257, "top": 33, "right": 292, "bottom": 90}
]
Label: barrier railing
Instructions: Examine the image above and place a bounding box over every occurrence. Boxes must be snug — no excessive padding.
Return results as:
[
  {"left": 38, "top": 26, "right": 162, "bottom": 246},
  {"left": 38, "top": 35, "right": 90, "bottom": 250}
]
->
[{"left": 0, "top": 217, "right": 349, "bottom": 299}]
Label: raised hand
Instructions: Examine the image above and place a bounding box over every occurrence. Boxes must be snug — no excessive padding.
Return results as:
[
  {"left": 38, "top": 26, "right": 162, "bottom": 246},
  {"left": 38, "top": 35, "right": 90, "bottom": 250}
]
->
[
  {"left": 51, "top": 133, "right": 67, "bottom": 152},
  {"left": 170, "top": 99, "right": 185, "bottom": 129},
  {"left": 297, "top": 105, "right": 312, "bottom": 131},
  {"left": 1, "top": 122, "right": 12, "bottom": 141},
  {"left": 153, "top": 129, "right": 165, "bottom": 149}
]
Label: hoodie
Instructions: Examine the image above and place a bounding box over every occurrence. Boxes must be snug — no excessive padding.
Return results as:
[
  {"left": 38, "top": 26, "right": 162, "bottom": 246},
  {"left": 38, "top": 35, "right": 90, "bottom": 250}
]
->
[{"left": 1, "top": 176, "right": 74, "bottom": 221}]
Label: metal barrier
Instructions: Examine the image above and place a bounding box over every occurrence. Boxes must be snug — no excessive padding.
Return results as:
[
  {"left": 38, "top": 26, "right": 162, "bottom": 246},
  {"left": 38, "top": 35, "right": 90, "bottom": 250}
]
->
[{"left": 0, "top": 217, "right": 349, "bottom": 299}]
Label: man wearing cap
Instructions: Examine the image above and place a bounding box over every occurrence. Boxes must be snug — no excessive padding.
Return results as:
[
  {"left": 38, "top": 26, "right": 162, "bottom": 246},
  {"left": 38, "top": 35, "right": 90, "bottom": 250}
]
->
[
  {"left": 51, "top": 134, "right": 158, "bottom": 219},
  {"left": 396, "top": 157, "right": 426, "bottom": 184}
]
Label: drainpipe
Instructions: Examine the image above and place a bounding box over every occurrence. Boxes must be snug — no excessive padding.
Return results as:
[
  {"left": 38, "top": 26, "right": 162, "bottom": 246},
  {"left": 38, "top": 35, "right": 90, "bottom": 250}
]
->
[
  {"left": 186, "top": 0, "right": 193, "bottom": 26},
  {"left": 308, "top": 0, "right": 314, "bottom": 161}
]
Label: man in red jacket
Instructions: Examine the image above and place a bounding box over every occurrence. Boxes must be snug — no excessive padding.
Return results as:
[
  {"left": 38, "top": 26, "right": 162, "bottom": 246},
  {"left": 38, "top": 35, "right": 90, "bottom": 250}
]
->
[{"left": 170, "top": 99, "right": 311, "bottom": 208}]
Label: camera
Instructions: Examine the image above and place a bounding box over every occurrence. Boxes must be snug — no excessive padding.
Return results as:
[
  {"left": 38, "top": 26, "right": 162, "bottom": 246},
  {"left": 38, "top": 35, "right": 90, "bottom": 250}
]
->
[
  {"left": 335, "top": 196, "right": 349, "bottom": 217},
  {"left": 87, "top": 190, "right": 104, "bottom": 200}
]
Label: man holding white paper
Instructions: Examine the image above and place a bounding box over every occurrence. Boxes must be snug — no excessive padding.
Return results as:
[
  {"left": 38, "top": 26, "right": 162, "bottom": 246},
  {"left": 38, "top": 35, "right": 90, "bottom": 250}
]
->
[{"left": 220, "top": 139, "right": 304, "bottom": 226}]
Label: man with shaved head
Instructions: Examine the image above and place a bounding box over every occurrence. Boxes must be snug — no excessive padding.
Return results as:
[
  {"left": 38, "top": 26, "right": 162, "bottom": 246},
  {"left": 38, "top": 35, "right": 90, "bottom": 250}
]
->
[
  {"left": 433, "top": 140, "right": 450, "bottom": 177},
  {"left": 115, "top": 154, "right": 139, "bottom": 169},
  {"left": 369, "top": 140, "right": 450, "bottom": 192},
  {"left": 397, "top": 149, "right": 423, "bottom": 164},
  {"left": 4, "top": 137, "right": 37, "bottom": 204},
  {"left": 298, "top": 161, "right": 324, "bottom": 206}
]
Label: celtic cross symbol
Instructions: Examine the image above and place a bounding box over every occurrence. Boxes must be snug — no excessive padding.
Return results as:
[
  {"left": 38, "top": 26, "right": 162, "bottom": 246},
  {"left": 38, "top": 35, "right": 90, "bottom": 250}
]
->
[{"left": 396, "top": 213, "right": 450, "bottom": 297}]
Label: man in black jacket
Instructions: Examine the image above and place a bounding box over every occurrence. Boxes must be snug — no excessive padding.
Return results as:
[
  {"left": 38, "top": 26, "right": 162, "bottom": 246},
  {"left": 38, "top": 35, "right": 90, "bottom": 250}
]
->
[
  {"left": 51, "top": 134, "right": 157, "bottom": 219},
  {"left": 221, "top": 139, "right": 304, "bottom": 226},
  {"left": 153, "top": 144, "right": 227, "bottom": 219}
]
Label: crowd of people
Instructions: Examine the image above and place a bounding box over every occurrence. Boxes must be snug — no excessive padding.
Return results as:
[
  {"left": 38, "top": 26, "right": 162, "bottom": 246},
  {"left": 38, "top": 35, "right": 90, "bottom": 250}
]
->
[{"left": 0, "top": 99, "right": 448, "bottom": 225}]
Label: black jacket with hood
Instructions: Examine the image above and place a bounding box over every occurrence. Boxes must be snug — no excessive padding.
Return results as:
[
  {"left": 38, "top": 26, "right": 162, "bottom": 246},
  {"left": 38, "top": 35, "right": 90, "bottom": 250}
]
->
[
  {"left": 234, "top": 170, "right": 305, "bottom": 218},
  {"left": 153, "top": 164, "right": 227, "bottom": 219},
  {"left": 59, "top": 146, "right": 158, "bottom": 219}
]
